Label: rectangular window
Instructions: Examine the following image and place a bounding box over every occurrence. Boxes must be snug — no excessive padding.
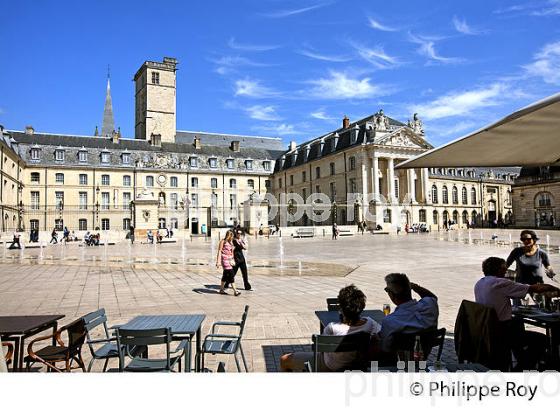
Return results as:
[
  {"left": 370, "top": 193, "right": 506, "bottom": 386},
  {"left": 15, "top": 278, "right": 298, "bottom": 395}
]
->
[
  {"left": 146, "top": 176, "right": 154, "bottom": 187},
  {"left": 248, "top": 179, "right": 255, "bottom": 189},
  {"left": 278, "top": 178, "right": 282, "bottom": 189},
  {"left": 122, "top": 153, "right": 130, "bottom": 164},
  {"left": 191, "top": 193, "right": 198, "bottom": 207},
  {"left": 301, "top": 171, "right": 306, "bottom": 183},
  {"left": 226, "top": 159, "right": 234, "bottom": 169},
  {"left": 330, "top": 182, "right": 336, "bottom": 200},
  {"left": 350, "top": 178, "right": 356, "bottom": 193},
  {"left": 229, "top": 194, "right": 237, "bottom": 209},
  {"left": 79, "top": 192, "right": 88, "bottom": 210},
  {"left": 330, "top": 163, "right": 335, "bottom": 175},
  {"left": 191, "top": 177, "right": 198, "bottom": 188},
  {"left": 55, "top": 150, "right": 65, "bottom": 161},
  {"left": 31, "top": 172, "right": 40, "bottom": 183},
  {"left": 101, "top": 192, "right": 110, "bottom": 210},
  {"left": 79, "top": 219, "right": 87, "bottom": 231},
  {"left": 170, "top": 176, "right": 178, "bottom": 187},
  {"left": 78, "top": 151, "right": 87, "bottom": 162},
  {"left": 315, "top": 185, "right": 320, "bottom": 193},
  {"left": 211, "top": 178, "right": 218, "bottom": 189},
  {"left": 190, "top": 157, "right": 198, "bottom": 168},
  {"left": 245, "top": 160, "right": 253, "bottom": 170},
  {"left": 211, "top": 193, "right": 218, "bottom": 208},
  {"left": 55, "top": 173, "right": 64, "bottom": 183},
  {"left": 230, "top": 179, "right": 237, "bottom": 189},
  {"left": 170, "top": 193, "right": 178, "bottom": 210},
  {"left": 55, "top": 219, "right": 64, "bottom": 231},
  {"left": 316, "top": 167, "right": 321, "bottom": 179},
  {"left": 265, "top": 180, "right": 270, "bottom": 189},
  {"left": 302, "top": 188, "right": 307, "bottom": 199},
  {"left": 123, "top": 175, "right": 131, "bottom": 186},
  {"left": 290, "top": 175, "right": 294, "bottom": 186},
  {"left": 349, "top": 157, "right": 356, "bottom": 171},
  {"left": 101, "top": 218, "right": 110, "bottom": 231},
  {"left": 31, "top": 148, "right": 40, "bottom": 160},
  {"left": 209, "top": 158, "right": 218, "bottom": 168},
  {"left": 123, "top": 192, "right": 131, "bottom": 210},
  {"left": 263, "top": 161, "right": 271, "bottom": 171},
  {"left": 30, "top": 219, "right": 39, "bottom": 230},
  {"left": 31, "top": 191, "right": 40, "bottom": 210},
  {"left": 101, "top": 152, "right": 110, "bottom": 163},
  {"left": 151, "top": 72, "right": 160, "bottom": 85},
  {"left": 79, "top": 174, "right": 88, "bottom": 185},
  {"left": 101, "top": 175, "right": 110, "bottom": 186},
  {"left": 123, "top": 218, "right": 131, "bottom": 230},
  {"left": 55, "top": 192, "right": 64, "bottom": 210}
]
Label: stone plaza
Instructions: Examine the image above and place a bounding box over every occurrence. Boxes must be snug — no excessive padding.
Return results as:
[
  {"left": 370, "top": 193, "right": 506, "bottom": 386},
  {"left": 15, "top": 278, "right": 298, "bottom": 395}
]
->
[{"left": 1, "top": 228, "right": 559, "bottom": 372}]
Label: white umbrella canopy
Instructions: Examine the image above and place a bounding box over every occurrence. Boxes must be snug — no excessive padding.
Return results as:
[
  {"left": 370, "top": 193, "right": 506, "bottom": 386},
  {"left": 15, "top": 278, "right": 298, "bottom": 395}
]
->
[{"left": 397, "top": 92, "right": 560, "bottom": 169}]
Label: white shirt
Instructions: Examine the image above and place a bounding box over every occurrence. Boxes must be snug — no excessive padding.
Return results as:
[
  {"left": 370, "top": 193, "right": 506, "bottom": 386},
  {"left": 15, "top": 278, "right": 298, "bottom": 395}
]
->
[
  {"left": 322, "top": 316, "right": 381, "bottom": 371},
  {"left": 474, "top": 276, "right": 529, "bottom": 321}
]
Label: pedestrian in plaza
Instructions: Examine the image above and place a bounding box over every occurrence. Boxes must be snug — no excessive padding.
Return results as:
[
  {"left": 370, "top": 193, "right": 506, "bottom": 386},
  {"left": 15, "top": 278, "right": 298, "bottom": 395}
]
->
[
  {"left": 361, "top": 220, "right": 366, "bottom": 235},
  {"left": 49, "top": 228, "right": 58, "bottom": 244},
  {"left": 129, "top": 225, "right": 135, "bottom": 244},
  {"left": 147, "top": 230, "right": 154, "bottom": 244},
  {"left": 216, "top": 230, "right": 241, "bottom": 296},
  {"left": 8, "top": 231, "right": 21, "bottom": 250},
  {"left": 332, "top": 223, "right": 339, "bottom": 240},
  {"left": 233, "top": 229, "right": 252, "bottom": 291},
  {"left": 506, "top": 230, "right": 555, "bottom": 285},
  {"left": 63, "top": 226, "right": 70, "bottom": 243}
]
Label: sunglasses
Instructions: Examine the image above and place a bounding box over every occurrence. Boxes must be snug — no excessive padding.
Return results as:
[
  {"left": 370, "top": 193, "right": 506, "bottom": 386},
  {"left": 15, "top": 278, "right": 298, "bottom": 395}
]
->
[{"left": 520, "top": 237, "right": 533, "bottom": 242}]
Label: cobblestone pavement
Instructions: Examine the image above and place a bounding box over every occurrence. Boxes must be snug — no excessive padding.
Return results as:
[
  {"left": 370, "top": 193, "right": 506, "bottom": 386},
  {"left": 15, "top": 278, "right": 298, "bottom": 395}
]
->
[{"left": 1, "top": 229, "right": 558, "bottom": 372}]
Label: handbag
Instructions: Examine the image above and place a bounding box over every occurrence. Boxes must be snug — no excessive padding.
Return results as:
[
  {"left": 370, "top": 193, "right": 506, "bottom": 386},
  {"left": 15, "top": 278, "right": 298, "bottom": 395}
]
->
[{"left": 228, "top": 257, "right": 236, "bottom": 267}]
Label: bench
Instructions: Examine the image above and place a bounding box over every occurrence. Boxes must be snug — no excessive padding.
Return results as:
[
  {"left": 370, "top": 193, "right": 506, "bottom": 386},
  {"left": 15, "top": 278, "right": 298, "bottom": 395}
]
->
[
  {"left": 293, "top": 228, "right": 315, "bottom": 238},
  {"left": 337, "top": 229, "right": 354, "bottom": 237}
]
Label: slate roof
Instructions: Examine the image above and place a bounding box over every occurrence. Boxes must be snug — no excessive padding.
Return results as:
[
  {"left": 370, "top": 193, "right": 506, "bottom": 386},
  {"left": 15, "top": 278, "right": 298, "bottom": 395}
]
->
[{"left": 175, "top": 130, "right": 284, "bottom": 151}]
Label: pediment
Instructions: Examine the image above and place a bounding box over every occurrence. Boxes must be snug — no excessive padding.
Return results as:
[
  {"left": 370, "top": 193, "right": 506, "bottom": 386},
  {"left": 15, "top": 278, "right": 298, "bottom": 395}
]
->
[{"left": 375, "top": 128, "right": 433, "bottom": 149}]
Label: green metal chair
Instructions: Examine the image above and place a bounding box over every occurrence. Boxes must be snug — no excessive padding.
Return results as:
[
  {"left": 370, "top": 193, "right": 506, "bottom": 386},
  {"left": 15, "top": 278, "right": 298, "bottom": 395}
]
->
[{"left": 200, "top": 305, "right": 249, "bottom": 372}]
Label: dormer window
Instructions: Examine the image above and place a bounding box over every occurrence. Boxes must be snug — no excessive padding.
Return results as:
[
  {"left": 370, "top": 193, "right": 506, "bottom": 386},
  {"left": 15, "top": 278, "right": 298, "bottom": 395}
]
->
[
  {"left": 263, "top": 161, "right": 271, "bottom": 171},
  {"left": 101, "top": 152, "right": 110, "bottom": 163},
  {"left": 245, "top": 160, "right": 253, "bottom": 170},
  {"left": 209, "top": 158, "right": 218, "bottom": 168},
  {"left": 226, "top": 159, "right": 234, "bottom": 169},
  {"left": 189, "top": 157, "right": 199, "bottom": 168},
  {"left": 31, "top": 148, "right": 41, "bottom": 161},
  {"left": 55, "top": 149, "right": 65, "bottom": 162},
  {"left": 122, "top": 153, "right": 131, "bottom": 164},
  {"left": 78, "top": 151, "right": 88, "bottom": 162}
]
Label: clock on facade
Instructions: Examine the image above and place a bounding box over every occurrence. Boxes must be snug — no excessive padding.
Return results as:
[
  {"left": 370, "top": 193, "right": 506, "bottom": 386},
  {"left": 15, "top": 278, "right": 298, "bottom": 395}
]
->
[{"left": 157, "top": 174, "right": 167, "bottom": 186}]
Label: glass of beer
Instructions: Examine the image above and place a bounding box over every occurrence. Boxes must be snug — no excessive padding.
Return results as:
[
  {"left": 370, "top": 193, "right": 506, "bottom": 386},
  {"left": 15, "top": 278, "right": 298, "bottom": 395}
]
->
[{"left": 383, "top": 304, "right": 391, "bottom": 316}]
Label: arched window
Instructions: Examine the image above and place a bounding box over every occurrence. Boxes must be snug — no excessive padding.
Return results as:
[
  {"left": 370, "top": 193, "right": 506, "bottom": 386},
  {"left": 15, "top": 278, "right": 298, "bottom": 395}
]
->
[
  {"left": 462, "top": 211, "right": 469, "bottom": 224},
  {"left": 462, "top": 187, "right": 468, "bottom": 204},
  {"left": 443, "top": 210, "right": 449, "bottom": 223},
  {"left": 442, "top": 186, "right": 449, "bottom": 204},
  {"left": 535, "top": 192, "right": 553, "bottom": 207},
  {"left": 433, "top": 210, "right": 439, "bottom": 225},
  {"left": 431, "top": 185, "right": 438, "bottom": 204},
  {"left": 452, "top": 186, "right": 458, "bottom": 204},
  {"left": 471, "top": 210, "right": 477, "bottom": 226},
  {"left": 471, "top": 187, "right": 477, "bottom": 205},
  {"left": 453, "top": 210, "right": 459, "bottom": 223},
  {"left": 419, "top": 209, "right": 426, "bottom": 223}
]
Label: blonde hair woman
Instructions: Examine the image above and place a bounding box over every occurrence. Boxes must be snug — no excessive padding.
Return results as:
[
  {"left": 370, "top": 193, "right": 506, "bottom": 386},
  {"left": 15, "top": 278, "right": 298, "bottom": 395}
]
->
[{"left": 216, "top": 230, "right": 241, "bottom": 296}]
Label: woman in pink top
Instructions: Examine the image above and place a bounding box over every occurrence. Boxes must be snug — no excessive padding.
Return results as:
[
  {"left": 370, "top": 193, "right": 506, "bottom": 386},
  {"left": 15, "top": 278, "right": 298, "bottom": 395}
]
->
[{"left": 216, "top": 230, "right": 240, "bottom": 296}]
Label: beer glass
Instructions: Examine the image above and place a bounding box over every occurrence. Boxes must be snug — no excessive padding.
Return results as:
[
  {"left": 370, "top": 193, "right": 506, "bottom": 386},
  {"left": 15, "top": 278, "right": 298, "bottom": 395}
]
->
[{"left": 383, "top": 304, "right": 391, "bottom": 316}]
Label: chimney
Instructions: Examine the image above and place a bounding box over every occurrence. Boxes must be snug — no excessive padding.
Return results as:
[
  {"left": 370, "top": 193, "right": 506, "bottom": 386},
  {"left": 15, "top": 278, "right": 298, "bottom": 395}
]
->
[
  {"left": 163, "top": 57, "right": 178, "bottom": 67},
  {"left": 112, "top": 128, "right": 121, "bottom": 144},
  {"left": 25, "top": 125, "right": 34, "bottom": 135},
  {"left": 342, "top": 115, "right": 350, "bottom": 129},
  {"left": 150, "top": 133, "right": 162, "bottom": 147},
  {"left": 289, "top": 141, "right": 297, "bottom": 151},
  {"left": 231, "top": 140, "right": 240, "bottom": 152},
  {"left": 193, "top": 136, "right": 202, "bottom": 150}
]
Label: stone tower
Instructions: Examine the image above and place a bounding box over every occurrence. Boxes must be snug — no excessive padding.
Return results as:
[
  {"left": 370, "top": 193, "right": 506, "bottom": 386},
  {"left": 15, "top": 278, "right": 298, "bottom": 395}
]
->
[
  {"left": 133, "top": 57, "right": 178, "bottom": 143},
  {"left": 101, "top": 72, "right": 115, "bottom": 138}
]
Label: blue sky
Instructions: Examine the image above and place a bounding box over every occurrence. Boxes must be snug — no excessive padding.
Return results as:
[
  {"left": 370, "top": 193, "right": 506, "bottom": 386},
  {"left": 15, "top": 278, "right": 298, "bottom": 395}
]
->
[{"left": 1, "top": 0, "right": 560, "bottom": 147}]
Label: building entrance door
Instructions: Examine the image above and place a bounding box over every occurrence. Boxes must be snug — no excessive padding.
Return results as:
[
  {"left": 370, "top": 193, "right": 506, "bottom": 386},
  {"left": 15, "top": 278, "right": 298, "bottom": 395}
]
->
[{"left": 191, "top": 218, "right": 199, "bottom": 234}]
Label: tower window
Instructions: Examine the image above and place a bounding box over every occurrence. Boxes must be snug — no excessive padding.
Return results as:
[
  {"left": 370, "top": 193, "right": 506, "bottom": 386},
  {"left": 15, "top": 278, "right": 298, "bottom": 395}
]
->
[{"left": 152, "top": 72, "right": 160, "bottom": 85}]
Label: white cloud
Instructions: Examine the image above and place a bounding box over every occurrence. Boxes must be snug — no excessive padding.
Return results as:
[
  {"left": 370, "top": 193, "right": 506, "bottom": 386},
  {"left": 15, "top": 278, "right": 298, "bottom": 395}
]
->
[
  {"left": 410, "top": 83, "right": 508, "bottom": 120},
  {"left": 310, "top": 109, "right": 336, "bottom": 121},
  {"left": 408, "top": 33, "right": 463, "bottom": 64},
  {"left": 211, "top": 56, "right": 270, "bottom": 67},
  {"left": 427, "top": 120, "right": 477, "bottom": 138},
  {"left": 532, "top": 0, "right": 560, "bottom": 16},
  {"left": 367, "top": 17, "right": 397, "bottom": 32},
  {"left": 524, "top": 41, "right": 560, "bottom": 85},
  {"left": 252, "top": 123, "right": 297, "bottom": 136},
  {"left": 351, "top": 43, "right": 401, "bottom": 69},
  {"left": 245, "top": 105, "right": 282, "bottom": 121},
  {"left": 261, "top": 3, "right": 330, "bottom": 18},
  {"left": 307, "top": 71, "right": 385, "bottom": 99},
  {"left": 234, "top": 78, "right": 279, "bottom": 98},
  {"left": 228, "top": 37, "right": 281, "bottom": 52},
  {"left": 297, "top": 48, "right": 351, "bottom": 62},
  {"left": 452, "top": 16, "right": 485, "bottom": 35}
]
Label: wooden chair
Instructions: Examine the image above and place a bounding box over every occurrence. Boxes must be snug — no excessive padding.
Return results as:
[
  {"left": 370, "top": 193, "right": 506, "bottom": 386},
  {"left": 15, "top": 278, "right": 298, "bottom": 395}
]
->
[
  {"left": 115, "top": 327, "right": 188, "bottom": 372},
  {"left": 326, "top": 298, "right": 339, "bottom": 312},
  {"left": 310, "top": 331, "right": 371, "bottom": 372},
  {"left": 200, "top": 305, "right": 249, "bottom": 372},
  {"left": 391, "top": 327, "right": 446, "bottom": 363},
  {"left": 25, "top": 318, "right": 87, "bottom": 372}
]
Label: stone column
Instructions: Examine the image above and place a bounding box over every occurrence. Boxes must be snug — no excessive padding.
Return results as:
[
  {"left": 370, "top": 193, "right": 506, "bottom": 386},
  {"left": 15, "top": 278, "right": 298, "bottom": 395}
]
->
[
  {"left": 422, "top": 168, "right": 430, "bottom": 204},
  {"left": 371, "top": 155, "right": 380, "bottom": 199},
  {"left": 361, "top": 151, "right": 369, "bottom": 218},
  {"left": 387, "top": 157, "right": 396, "bottom": 202},
  {"left": 407, "top": 169, "right": 417, "bottom": 203}
]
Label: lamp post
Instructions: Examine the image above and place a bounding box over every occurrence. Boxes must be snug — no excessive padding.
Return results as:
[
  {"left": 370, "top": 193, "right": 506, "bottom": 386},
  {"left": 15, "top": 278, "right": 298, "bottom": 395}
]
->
[{"left": 95, "top": 185, "right": 100, "bottom": 230}]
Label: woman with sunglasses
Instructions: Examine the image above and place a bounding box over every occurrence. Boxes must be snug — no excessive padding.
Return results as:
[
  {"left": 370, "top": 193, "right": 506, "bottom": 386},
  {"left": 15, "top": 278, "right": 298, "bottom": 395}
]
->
[{"left": 506, "top": 230, "right": 555, "bottom": 285}]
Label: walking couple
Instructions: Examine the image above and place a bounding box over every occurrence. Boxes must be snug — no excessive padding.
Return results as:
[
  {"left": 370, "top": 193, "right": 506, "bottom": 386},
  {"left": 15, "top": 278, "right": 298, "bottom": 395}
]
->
[{"left": 216, "top": 229, "right": 252, "bottom": 296}]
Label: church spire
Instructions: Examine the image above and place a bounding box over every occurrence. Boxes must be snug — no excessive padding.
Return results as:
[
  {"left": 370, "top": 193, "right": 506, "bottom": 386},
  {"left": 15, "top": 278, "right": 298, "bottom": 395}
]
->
[{"left": 101, "top": 66, "right": 115, "bottom": 138}]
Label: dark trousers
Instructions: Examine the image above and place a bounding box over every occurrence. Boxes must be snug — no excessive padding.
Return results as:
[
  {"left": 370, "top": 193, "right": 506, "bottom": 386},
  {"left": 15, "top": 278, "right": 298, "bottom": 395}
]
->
[
  {"left": 233, "top": 261, "right": 251, "bottom": 290},
  {"left": 505, "top": 319, "right": 546, "bottom": 370},
  {"left": 8, "top": 240, "right": 21, "bottom": 250}
]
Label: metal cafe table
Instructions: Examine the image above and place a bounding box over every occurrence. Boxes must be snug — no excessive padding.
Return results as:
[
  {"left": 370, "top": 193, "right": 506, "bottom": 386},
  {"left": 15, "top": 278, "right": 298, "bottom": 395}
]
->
[
  {"left": 0, "top": 315, "right": 65, "bottom": 372},
  {"left": 117, "top": 314, "right": 206, "bottom": 372},
  {"left": 512, "top": 306, "right": 560, "bottom": 368},
  {"left": 315, "top": 310, "right": 386, "bottom": 333}
]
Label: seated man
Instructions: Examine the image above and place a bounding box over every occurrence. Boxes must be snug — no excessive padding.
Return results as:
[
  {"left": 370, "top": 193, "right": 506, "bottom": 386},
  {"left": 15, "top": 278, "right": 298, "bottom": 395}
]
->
[
  {"left": 377, "top": 273, "right": 439, "bottom": 354},
  {"left": 147, "top": 230, "right": 154, "bottom": 244},
  {"left": 475, "top": 257, "right": 559, "bottom": 369},
  {"left": 280, "top": 285, "right": 381, "bottom": 372}
]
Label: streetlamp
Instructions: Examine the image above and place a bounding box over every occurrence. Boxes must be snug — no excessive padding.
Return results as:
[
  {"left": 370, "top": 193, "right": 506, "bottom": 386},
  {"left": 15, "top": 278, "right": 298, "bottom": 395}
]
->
[{"left": 95, "top": 185, "right": 100, "bottom": 230}]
